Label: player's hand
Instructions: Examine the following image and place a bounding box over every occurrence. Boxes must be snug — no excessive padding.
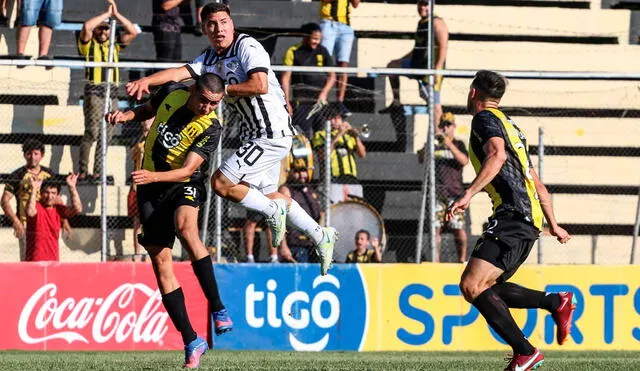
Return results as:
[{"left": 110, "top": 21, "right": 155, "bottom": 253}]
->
[
  {"left": 132, "top": 170, "right": 157, "bottom": 185},
  {"left": 126, "top": 78, "right": 151, "bottom": 101},
  {"left": 12, "top": 220, "right": 24, "bottom": 239},
  {"left": 285, "top": 101, "right": 293, "bottom": 116},
  {"left": 66, "top": 173, "right": 79, "bottom": 188},
  {"left": 446, "top": 192, "right": 471, "bottom": 222},
  {"left": 550, "top": 224, "right": 571, "bottom": 244},
  {"left": 105, "top": 110, "right": 133, "bottom": 125}
]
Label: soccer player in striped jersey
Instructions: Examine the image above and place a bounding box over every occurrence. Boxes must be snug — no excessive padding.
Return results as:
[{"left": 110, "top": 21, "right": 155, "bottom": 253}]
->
[{"left": 126, "top": 2, "right": 336, "bottom": 275}]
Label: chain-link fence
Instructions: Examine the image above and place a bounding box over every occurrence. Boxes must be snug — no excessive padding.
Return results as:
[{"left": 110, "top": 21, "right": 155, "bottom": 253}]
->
[{"left": 1, "top": 61, "right": 639, "bottom": 265}]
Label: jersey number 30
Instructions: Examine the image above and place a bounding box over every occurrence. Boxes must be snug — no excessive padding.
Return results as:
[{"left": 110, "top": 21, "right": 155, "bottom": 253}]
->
[{"left": 235, "top": 141, "right": 264, "bottom": 166}]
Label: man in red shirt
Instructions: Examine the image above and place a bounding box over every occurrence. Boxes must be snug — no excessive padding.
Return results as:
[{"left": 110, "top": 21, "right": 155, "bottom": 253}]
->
[{"left": 25, "top": 174, "right": 82, "bottom": 261}]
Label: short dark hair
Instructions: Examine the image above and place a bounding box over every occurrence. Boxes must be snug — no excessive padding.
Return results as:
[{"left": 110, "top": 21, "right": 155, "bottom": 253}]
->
[
  {"left": 196, "top": 73, "right": 225, "bottom": 95},
  {"left": 471, "top": 70, "right": 507, "bottom": 101},
  {"left": 41, "top": 179, "right": 61, "bottom": 194},
  {"left": 23, "top": 139, "right": 45, "bottom": 155},
  {"left": 200, "top": 2, "right": 231, "bottom": 20},
  {"left": 355, "top": 229, "right": 370, "bottom": 240},
  {"left": 301, "top": 22, "right": 321, "bottom": 36}
]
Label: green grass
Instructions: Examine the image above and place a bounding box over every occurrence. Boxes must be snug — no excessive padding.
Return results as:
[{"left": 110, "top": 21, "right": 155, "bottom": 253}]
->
[{"left": 1, "top": 350, "right": 639, "bottom": 370}]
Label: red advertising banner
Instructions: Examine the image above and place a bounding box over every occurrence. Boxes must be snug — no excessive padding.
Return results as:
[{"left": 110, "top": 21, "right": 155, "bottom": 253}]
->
[{"left": 0, "top": 263, "right": 208, "bottom": 350}]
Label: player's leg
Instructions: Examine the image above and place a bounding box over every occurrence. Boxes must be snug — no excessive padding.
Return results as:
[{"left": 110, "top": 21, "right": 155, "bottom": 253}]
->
[
  {"left": 173, "top": 187, "right": 232, "bottom": 336},
  {"left": 459, "top": 252, "right": 536, "bottom": 357},
  {"left": 212, "top": 169, "right": 287, "bottom": 247},
  {"left": 138, "top": 189, "right": 207, "bottom": 368}
]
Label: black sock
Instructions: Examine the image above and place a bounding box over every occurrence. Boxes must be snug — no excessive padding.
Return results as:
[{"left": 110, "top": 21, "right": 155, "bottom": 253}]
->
[
  {"left": 473, "top": 288, "right": 535, "bottom": 355},
  {"left": 493, "top": 282, "right": 560, "bottom": 312},
  {"left": 162, "top": 288, "right": 197, "bottom": 345},
  {"left": 192, "top": 256, "right": 225, "bottom": 312}
]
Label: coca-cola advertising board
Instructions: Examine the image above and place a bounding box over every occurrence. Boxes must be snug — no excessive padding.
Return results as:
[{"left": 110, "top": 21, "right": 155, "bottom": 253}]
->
[{"left": 0, "top": 263, "right": 208, "bottom": 350}]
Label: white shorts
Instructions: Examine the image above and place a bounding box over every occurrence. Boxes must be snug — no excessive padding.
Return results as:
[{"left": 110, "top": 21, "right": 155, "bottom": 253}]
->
[{"left": 219, "top": 136, "right": 292, "bottom": 195}]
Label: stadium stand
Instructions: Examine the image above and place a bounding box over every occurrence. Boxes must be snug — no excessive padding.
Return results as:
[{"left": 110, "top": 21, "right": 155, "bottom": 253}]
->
[{"left": 0, "top": 0, "right": 638, "bottom": 264}]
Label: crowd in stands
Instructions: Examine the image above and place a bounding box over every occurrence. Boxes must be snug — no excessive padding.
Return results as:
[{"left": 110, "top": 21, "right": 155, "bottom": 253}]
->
[{"left": 1, "top": 0, "right": 467, "bottom": 264}]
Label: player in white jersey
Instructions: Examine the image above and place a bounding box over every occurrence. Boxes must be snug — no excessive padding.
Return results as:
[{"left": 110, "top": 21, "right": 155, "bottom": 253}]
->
[{"left": 126, "top": 2, "right": 336, "bottom": 275}]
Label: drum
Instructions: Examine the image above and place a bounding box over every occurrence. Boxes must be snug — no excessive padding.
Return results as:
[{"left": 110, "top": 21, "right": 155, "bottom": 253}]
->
[
  {"left": 279, "top": 134, "right": 315, "bottom": 185},
  {"left": 330, "top": 200, "right": 386, "bottom": 263}
]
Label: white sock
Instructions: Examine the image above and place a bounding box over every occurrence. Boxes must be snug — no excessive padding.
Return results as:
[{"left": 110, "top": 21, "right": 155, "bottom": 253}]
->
[
  {"left": 239, "top": 188, "right": 278, "bottom": 218},
  {"left": 246, "top": 254, "right": 254, "bottom": 263},
  {"left": 287, "top": 200, "right": 324, "bottom": 245}
]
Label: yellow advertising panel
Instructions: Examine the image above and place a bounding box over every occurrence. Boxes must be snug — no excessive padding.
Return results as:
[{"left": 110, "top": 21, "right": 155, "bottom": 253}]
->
[{"left": 359, "top": 264, "right": 640, "bottom": 351}]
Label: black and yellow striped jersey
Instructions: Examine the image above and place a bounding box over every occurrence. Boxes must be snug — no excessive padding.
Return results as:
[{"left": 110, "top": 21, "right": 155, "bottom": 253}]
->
[
  {"left": 312, "top": 129, "right": 359, "bottom": 181},
  {"left": 77, "top": 37, "right": 123, "bottom": 84},
  {"left": 142, "top": 83, "right": 222, "bottom": 185},
  {"left": 320, "top": 0, "right": 352, "bottom": 25},
  {"left": 469, "top": 108, "right": 543, "bottom": 230}
]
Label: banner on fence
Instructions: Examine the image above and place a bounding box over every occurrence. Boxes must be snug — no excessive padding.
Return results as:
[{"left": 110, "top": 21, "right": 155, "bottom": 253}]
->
[
  {"left": 2, "top": 263, "right": 639, "bottom": 351},
  {"left": 214, "top": 264, "right": 640, "bottom": 351},
  {"left": 0, "top": 263, "right": 208, "bottom": 350}
]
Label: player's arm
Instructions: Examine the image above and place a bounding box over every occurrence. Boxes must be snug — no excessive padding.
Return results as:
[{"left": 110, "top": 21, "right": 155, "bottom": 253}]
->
[
  {"left": 447, "top": 136, "right": 505, "bottom": 219},
  {"left": 227, "top": 71, "right": 268, "bottom": 97},
  {"left": 280, "top": 71, "right": 292, "bottom": 108},
  {"left": 110, "top": 0, "right": 139, "bottom": 46},
  {"left": 132, "top": 152, "right": 205, "bottom": 184},
  {"left": 105, "top": 100, "right": 155, "bottom": 125},
  {"left": 126, "top": 66, "right": 192, "bottom": 101},
  {"left": 466, "top": 137, "right": 505, "bottom": 197},
  {"left": 433, "top": 17, "right": 449, "bottom": 70},
  {"left": 530, "top": 168, "right": 571, "bottom": 244}
]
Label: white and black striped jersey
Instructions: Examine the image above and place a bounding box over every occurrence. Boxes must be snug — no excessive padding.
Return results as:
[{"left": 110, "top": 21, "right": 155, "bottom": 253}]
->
[{"left": 186, "top": 33, "right": 295, "bottom": 142}]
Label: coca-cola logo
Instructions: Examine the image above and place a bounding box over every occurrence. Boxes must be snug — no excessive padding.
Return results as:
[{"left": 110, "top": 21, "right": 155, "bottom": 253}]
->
[{"left": 18, "top": 283, "right": 169, "bottom": 345}]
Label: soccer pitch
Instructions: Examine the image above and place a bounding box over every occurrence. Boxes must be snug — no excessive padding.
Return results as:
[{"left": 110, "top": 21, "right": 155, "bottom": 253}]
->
[{"left": 1, "top": 350, "right": 639, "bottom": 370}]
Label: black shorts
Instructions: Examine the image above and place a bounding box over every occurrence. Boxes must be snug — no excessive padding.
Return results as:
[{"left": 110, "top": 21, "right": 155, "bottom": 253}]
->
[
  {"left": 136, "top": 182, "right": 206, "bottom": 248},
  {"left": 471, "top": 215, "right": 540, "bottom": 282}
]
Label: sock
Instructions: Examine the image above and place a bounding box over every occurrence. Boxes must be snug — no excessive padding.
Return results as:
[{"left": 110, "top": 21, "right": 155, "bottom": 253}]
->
[
  {"left": 493, "top": 282, "right": 560, "bottom": 312},
  {"left": 287, "top": 199, "right": 324, "bottom": 245},
  {"left": 239, "top": 188, "right": 278, "bottom": 218},
  {"left": 473, "top": 288, "right": 535, "bottom": 355},
  {"left": 246, "top": 254, "right": 254, "bottom": 263},
  {"left": 162, "top": 288, "right": 197, "bottom": 345},
  {"left": 270, "top": 254, "right": 278, "bottom": 262},
  {"left": 192, "top": 256, "right": 225, "bottom": 312}
]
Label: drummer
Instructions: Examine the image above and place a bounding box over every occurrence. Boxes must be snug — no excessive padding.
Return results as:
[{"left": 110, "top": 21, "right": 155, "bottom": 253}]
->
[
  {"left": 345, "top": 230, "right": 382, "bottom": 263},
  {"left": 312, "top": 103, "right": 366, "bottom": 203}
]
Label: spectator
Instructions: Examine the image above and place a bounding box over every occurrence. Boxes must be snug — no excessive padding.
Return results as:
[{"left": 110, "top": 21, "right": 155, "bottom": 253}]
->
[
  {"left": 281, "top": 22, "right": 336, "bottom": 139},
  {"left": 345, "top": 229, "right": 382, "bottom": 263},
  {"left": 77, "top": 0, "right": 138, "bottom": 181},
  {"left": 152, "top": 0, "right": 189, "bottom": 62},
  {"left": 1, "top": 139, "right": 71, "bottom": 260},
  {"left": 14, "top": 0, "right": 62, "bottom": 66},
  {"left": 379, "top": 0, "right": 449, "bottom": 126},
  {"left": 243, "top": 212, "right": 276, "bottom": 263},
  {"left": 312, "top": 103, "right": 366, "bottom": 203},
  {"left": 319, "top": 0, "right": 359, "bottom": 115},
  {"left": 418, "top": 112, "right": 469, "bottom": 263},
  {"left": 278, "top": 166, "right": 324, "bottom": 263},
  {"left": 25, "top": 174, "right": 82, "bottom": 262}
]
